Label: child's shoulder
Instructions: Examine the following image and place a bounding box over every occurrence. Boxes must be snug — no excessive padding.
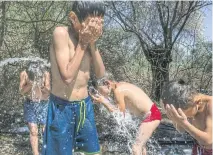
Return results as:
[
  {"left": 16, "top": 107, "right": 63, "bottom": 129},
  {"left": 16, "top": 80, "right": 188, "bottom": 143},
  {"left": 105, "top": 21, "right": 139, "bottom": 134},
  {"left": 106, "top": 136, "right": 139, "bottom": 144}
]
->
[
  {"left": 20, "top": 70, "right": 27, "bottom": 77},
  {"left": 54, "top": 26, "right": 68, "bottom": 31},
  {"left": 116, "top": 82, "right": 129, "bottom": 90},
  {"left": 53, "top": 26, "right": 69, "bottom": 36},
  {"left": 117, "top": 82, "right": 131, "bottom": 87}
]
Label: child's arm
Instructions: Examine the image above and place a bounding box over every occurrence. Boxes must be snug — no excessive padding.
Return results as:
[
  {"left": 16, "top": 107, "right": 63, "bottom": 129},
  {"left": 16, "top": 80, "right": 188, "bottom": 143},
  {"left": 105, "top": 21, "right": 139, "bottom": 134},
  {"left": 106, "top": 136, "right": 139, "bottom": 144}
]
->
[
  {"left": 41, "top": 72, "right": 50, "bottom": 93},
  {"left": 172, "top": 121, "right": 185, "bottom": 133},
  {"left": 114, "top": 89, "right": 125, "bottom": 112},
  {"left": 114, "top": 89, "right": 126, "bottom": 115},
  {"left": 19, "top": 71, "right": 32, "bottom": 95},
  {"left": 90, "top": 93, "right": 117, "bottom": 112},
  {"left": 101, "top": 98, "right": 118, "bottom": 112}
]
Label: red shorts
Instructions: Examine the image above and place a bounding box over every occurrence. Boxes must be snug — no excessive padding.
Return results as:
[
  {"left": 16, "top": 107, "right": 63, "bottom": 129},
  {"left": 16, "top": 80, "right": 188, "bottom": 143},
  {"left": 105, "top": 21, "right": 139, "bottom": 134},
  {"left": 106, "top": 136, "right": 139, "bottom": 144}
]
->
[
  {"left": 192, "top": 144, "right": 212, "bottom": 155},
  {"left": 142, "top": 103, "right": 162, "bottom": 123}
]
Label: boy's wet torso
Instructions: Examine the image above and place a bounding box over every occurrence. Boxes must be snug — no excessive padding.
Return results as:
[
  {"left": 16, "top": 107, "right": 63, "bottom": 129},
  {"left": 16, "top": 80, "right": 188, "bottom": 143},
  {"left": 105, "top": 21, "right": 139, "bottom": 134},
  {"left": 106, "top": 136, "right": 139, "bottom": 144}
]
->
[{"left": 50, "top": 27, "right": 91, "bottom": 101}]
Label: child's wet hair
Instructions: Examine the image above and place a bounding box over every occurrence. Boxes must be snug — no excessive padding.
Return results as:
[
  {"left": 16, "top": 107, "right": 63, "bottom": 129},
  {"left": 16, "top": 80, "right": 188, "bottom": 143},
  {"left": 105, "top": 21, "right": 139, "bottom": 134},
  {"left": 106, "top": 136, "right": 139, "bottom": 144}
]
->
[
  {"left": 90, "top": 72, "right": 114, "bottom": 88},
  {"left": 161, "top": 79, "right": 198, "bottom": 110},
  {"left": 72, "top": 1, "right": 106, "bottom": 23},
  {"left": 91, "top": 80, "right": 98, "bottom": 88},
  {"left": 26, "top": 61, "right": 46, "bottom": 81},
  {"left": 103, "top": 71, "right": 114, "bottom": 81}
]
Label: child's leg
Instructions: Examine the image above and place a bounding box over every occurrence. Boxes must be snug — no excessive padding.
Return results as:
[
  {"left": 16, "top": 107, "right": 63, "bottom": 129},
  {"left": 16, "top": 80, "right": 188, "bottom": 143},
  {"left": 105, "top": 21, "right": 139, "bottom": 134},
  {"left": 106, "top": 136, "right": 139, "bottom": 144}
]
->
[
  {"left": 132, "top": 120, "right": 160, "bottom": 155},
  {"left": 41, "top": 125, "right": 45, "bottom": 133},
  {"left": 28, "top": 123, "right": 39, "bottom": 155}
]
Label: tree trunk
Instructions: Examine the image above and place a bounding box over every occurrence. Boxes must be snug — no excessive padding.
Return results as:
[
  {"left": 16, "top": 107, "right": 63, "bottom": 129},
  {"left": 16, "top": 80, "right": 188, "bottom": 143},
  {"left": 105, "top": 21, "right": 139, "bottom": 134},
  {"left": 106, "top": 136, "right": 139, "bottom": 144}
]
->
[{"left": 150, "top": 55, "right": 170, "bottom": 102}]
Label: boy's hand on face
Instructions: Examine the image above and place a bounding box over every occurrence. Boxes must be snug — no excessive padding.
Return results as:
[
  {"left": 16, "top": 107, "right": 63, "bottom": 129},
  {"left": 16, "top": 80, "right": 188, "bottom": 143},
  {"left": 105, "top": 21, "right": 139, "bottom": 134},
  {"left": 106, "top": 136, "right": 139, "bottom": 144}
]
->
[
  {"left": 87, "top": 17, "right": 103, "bottom": 43},
  {"left": 79, "top": 22, "right": 93, "bottom": 45},
  {"left": 78, "top": 16, "right": 103, "bottom": 47},
  {"left": 91, "top": 17, "right": 103, "bottom": 42},
  {"left": 89, "top": 92, "right": 105, "bottom": 104},
  {"left": 166, "top": 104, "right": 188, "bottom": 126}
]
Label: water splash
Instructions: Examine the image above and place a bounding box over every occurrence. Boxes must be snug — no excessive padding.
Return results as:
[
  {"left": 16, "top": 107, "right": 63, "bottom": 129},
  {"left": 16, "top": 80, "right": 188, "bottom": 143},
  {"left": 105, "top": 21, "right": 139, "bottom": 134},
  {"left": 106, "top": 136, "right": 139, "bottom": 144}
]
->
[
  {"left": 96, "top": 100, "right": 160, "bottom": 154},
  {"left": 0, "top": 57, "right": 50, "bottom": 102},
  {"left": 111, "top": 110, "right": 140, "bottom": 153},
  {"left": 31, "top": 79, "right": 43, "bottom": 103},
  {"left": 0, "top": 57, "right": 50, "bottom": 67}
]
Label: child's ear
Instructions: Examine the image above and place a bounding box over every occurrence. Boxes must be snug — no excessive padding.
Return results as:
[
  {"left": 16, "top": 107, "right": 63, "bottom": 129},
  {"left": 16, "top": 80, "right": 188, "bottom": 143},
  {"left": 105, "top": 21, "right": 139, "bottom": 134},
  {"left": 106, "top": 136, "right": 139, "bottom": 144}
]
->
[
  {"left": 106, "top": 80, "right": 113, "bottom": 86},
  {"left": 69, "top": 11, "right": 81, "bottom": 29},
  {"left": 195, "top": 98, "right": 202, "bottom": 105},
  {"left": 104, "top": 80, "right": 110, "bottom": 85}
]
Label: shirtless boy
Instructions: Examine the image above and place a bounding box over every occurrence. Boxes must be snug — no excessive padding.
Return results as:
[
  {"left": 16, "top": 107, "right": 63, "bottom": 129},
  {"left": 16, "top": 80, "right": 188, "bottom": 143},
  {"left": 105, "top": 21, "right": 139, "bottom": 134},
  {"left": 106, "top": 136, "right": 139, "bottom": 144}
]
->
[
  {"left": 19, "top": 61, "right": 50, "bottom": 155},
  {"left": 42, "top": 1, "right": 105, "bottom": 155},
  {"left": 161, "top": 79, "right": 212, "bottom": 155},
  {"left": 90, "top": 78, "right": 161, "bottom": 155}
]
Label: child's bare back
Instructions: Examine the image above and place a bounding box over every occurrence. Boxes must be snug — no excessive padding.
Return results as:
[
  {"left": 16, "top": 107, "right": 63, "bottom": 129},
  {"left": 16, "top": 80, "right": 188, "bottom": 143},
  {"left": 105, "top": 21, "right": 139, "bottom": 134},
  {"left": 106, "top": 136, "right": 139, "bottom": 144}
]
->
[{"left": 115, "top": 82, "right": 153, "bottom": 116}]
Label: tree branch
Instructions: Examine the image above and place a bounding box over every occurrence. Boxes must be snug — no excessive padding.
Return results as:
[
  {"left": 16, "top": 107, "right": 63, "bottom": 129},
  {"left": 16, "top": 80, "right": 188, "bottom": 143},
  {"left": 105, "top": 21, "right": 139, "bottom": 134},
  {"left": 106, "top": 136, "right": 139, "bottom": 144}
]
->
[
  {"left": 170, "top": 1, "right": 179, "bottom": 27},
  {"left": 156, "top": 2, "right": 168, "bottom": 48},
  {"left": 6, "top": 18, "right": 67, "bottom": 25},
  {"left": 156, "top": 2, "right": 165, "bottom": 29},
  {"left": 41, "top": 1, "right": 54, "bottom": 20}
]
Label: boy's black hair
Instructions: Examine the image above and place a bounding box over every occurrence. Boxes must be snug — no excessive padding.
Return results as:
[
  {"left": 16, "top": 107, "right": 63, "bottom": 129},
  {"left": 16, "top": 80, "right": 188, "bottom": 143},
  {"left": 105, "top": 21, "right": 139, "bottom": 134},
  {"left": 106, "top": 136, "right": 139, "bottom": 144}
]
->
[
  {"left": 161, "top": 79, "right": 198, "bottom": 109},
  {"left": 72, "top": 1, "right": 105, "bottom": 23}
]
